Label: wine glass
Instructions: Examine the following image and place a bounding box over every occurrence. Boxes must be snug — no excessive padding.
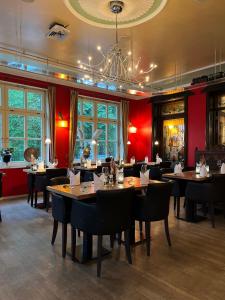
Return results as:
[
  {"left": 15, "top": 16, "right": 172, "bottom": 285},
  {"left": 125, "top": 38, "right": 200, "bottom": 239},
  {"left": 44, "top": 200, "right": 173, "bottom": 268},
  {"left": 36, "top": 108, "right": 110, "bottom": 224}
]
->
[
  {"left": 52, "top": 158, "right": 58, "bottom": 167},
  {"left": 102, "top": 167, "right": 109, "bottom": 184},
  {"left": 141, "top": 164, "right": 147, "bottom": 174}
]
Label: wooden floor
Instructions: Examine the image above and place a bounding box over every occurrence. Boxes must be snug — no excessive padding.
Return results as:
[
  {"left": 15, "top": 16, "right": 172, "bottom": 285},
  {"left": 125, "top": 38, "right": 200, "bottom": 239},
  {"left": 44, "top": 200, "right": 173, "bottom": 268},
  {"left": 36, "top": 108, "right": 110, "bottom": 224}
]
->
[{"left": 1, "top": 198, "right": 225, "bottom": 300}]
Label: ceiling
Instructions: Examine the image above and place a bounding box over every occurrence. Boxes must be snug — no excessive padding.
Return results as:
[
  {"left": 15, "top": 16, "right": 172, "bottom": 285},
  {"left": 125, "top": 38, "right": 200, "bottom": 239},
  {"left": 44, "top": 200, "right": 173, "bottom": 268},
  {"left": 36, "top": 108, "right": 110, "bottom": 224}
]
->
[{"left": 0, "top": 0, "right": 225, "bottom": 92}]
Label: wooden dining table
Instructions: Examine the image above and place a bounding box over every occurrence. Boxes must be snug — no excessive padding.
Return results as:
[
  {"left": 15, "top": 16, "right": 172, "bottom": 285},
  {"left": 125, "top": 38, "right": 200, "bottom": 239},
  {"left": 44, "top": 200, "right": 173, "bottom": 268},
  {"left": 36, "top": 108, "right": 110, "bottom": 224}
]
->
[{"left": 47, "top": 177, "right": 163, "bottom": 263}]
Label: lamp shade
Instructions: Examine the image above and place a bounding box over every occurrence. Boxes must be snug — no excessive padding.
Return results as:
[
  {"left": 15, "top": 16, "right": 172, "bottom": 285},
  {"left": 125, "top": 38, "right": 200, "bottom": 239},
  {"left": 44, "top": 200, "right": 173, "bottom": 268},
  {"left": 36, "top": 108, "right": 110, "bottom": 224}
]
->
[
  {"left": 129, "top": 125, "right": 137, "bottom": 133},
  {"left": 57, "top": 120, "right": 68, "bottom": 128}
]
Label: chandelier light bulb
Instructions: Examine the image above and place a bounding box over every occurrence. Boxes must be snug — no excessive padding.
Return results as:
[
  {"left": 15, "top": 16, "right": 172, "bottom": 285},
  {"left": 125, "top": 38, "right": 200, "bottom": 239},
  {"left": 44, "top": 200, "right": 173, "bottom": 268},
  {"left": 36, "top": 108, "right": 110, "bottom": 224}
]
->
[
  {"left": 145, "top": 76, "right": 149, "bottom": 82},
  {"left": 108, "top": 59, "right": 111, "bottom": 63},
  {"left": 119, "top": 85, "right": 122, "bottom": 89},
  {"left": 128, "top": 51, "right": 132, "bottom": 56},
  {"left": 77, "top": 60, "right": 81, "bottom": 64},
  {"left": 88, "top": 56, "right": 92, "bottom": 61},
  {"left": 97, "top": 46, "right": 101, "bottom": 51},
  {"left": 100, "top": 78, "right": 104, "bottom": 81},
  {"left": 128, "top": 67, "right": 132, "bottom": 72},
  {"left": 99, "top": 68, "right": 103, "bottom": 72},
  {"left": 140, "top": 70, "right": 143, "bottom": 74},
  {"left": 84, "top": 74, "right": 90, "bottom": 79},
  {"left": 80, "top": 64, "right": 83, "bottom": 69}
]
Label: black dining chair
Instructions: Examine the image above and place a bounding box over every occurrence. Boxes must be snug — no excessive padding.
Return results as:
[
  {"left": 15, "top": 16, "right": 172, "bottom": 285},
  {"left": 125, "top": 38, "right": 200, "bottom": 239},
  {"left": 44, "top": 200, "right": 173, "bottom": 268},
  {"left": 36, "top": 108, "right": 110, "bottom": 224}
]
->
[
  {"left": 134, "top": 181, "right": 173, "bottom": 256},
  {"left": 45, "top": 168, "right": 68, "bottom": 211},
  {"left": 185, "top": 174, "right": 225, "bottom": 227},
  {"left": 50, "top": 176, "right": 71, "bottom": 258},
  {"left": 149, "top": 166, "right": 162, "bottom": 181},
  {"left": 0, "top": 209, "right": 2, "bottom": 222},
  {"left": 70, "top": 188, "right": 134, "bottom": 277},
  {"left": 27, "top": 173, "right": 35, "bottom": 207},
  {"left": 83, "top": 171, "right": 94, "bottom": 182}
]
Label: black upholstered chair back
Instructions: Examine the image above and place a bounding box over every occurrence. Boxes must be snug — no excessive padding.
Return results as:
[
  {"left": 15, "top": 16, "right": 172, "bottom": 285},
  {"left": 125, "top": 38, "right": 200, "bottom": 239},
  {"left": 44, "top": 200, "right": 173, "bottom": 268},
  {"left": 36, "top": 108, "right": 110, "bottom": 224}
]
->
[
  {"left": 95, "top": 188, "right": 134, "bottom": 233},
  {"left": 211, "top": 174, "right": 225, "bottom": 197},
  {"left": 149, "top": 167, "right": 161, "bottom": 180},
  {"left": 46, "top": 168, "right": 68, "bottom": 184},
  {"left": 51, "top": 193, "right": 71, "bottom": 224},
  {"left": 50, "top": 176, "right": 69, "bottom": 186},
  {"left": 135, "top": 182, "right": 172, "bottom": 222},
  {"left": 83, "top": 171, "right": 94, "bottom": 182},
  {"left": 124, "top": 168, "right": 134, "bottom": 177}
]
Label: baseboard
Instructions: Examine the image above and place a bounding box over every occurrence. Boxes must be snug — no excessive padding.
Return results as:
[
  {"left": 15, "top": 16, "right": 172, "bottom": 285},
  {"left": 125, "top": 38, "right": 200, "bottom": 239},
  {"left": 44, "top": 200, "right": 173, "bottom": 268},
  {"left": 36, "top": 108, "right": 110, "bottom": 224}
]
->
[{"left": 0, "top": 194, "right": 28, "bottom": 201}]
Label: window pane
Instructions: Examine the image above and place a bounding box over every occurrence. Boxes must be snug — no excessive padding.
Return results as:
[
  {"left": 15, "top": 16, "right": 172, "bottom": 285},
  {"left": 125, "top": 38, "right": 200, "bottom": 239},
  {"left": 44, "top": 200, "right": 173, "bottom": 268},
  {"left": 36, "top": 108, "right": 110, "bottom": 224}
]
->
[
  {"left": 75, "top": 141, "right": 81, "bottom": 159},
  {"left": 83, "top": 122, "right": 93, "bottom": 139},
  {"left": 108, "top": 142, "right": 117, "bottom": 158},
  {"left": 9, "top": 139, "right": 25, "bottom": 162},
  {"left": 97, "top": 103, "right": 107, "bottom": 118},
  {"left": 78, "top": 100, "right": 82, "bottom": 116},
  {"left": 8, "top": 89, "right": 25, "bottom": 109},
  {"left": 76, "top": 121, "right": 82, "bottom": 139},
  {"left": 28, "top": 116, "right": 42, "bottom": 138},
  {"left": 218, "top": 110, "right": 225, "bottom": 144},
  {"left": 97, "top": 123, "right": 106, "bottom": 140},
  {"left": 83, "top": 101, "right": 93, "bottom": 117},
  {"left": 97, "top": 142, "right": 106, "bottom": 160},
  {"left": 27, "top": 92, "right": 42, "bottom": 111},
  {"left": 28, "top": 140, "right": 42, "bottom": 158},
  {"left": 108, "top": 124, "right": 117, "bottom": 141},
  {"left": 9, "top": 114, "right": 25, "bottom": 138},
  {"left": 108, "top": 105, "right": 117, "bottom": 119}
]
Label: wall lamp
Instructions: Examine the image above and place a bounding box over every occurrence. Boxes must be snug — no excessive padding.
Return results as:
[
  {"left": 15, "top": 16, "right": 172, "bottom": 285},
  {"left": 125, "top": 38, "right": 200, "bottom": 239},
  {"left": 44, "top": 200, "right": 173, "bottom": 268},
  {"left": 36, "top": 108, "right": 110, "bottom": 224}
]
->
[
  {"left": 57, "top": 112, "right": 68, "bottom": 128},
  {"left": 128, "top": 122, "right": 137, "bottom": 133}
]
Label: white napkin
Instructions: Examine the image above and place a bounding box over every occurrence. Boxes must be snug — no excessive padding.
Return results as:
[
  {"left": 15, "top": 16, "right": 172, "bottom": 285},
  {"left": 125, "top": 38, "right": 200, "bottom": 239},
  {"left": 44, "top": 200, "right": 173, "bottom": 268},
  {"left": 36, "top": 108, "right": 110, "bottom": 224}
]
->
[
  {"left": 140, "top": 170, "right": 149, "bottom": 185},
  {"left": 221, "top": 163, "right": 225, "bottom": 174},
  {"left": 86, "top": 159, "right": 92, "bottom": 168},
  {"left": 37, "top": 161, "right": 45, "bottom": 171},
  {"left": 200, "top": 165, "right": 207, "bottom": 177},
  {"left": 156, "top": 156, "right": 162, "bottom": 164},
  {"left": 144, "top": 156, "right": 149, "bottom": 163},
  {"left": 48, "top": 162, "right": 55, "bottom": 169},
  {"left": 174, "top": 163, "right": 182, "bottom": 174},
  {"left": 97, "top": 160, "right": 102, "bottom": 166},
  {"left": 93, "top": 173, "right": 105, "bottom": 188},
  {"left": 69, "top": 171, "right": 80, "bottom": 186},
  {"left": 116, "top": 168, "right": 124, "bottom": 181},
  {"left": 130, "top": 157, "right": 136, "bottom": 165}
]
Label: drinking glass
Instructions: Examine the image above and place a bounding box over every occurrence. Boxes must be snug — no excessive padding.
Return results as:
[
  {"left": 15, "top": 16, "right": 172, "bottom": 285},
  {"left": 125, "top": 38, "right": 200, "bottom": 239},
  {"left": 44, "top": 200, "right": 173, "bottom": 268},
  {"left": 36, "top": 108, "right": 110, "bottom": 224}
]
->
[{"left": 102, "top": 167, "right": 109, "bottom": 184}]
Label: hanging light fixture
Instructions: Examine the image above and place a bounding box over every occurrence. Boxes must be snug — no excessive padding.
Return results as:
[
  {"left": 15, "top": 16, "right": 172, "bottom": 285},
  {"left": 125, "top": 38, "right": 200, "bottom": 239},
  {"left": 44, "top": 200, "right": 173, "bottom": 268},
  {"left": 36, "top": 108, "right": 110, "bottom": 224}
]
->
[{"left": 77, "top": 1, "right": 157, "bottom": 90}]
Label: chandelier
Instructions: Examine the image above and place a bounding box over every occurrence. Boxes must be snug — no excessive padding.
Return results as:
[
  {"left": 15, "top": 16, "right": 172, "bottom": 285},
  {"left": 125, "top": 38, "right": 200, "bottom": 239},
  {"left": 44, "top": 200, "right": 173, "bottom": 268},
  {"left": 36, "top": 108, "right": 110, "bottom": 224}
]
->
[{"left": 76, "top": 1, "right": 157, "bottom": 91}]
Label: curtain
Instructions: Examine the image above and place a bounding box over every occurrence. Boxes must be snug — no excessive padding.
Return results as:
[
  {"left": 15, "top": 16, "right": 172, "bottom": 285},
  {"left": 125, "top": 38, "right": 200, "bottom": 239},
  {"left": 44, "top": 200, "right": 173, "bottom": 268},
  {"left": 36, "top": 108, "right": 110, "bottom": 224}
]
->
[
  {"left": 121, "top": 100, "right": 129, "bottom": 162},
  {"left": 69, "top": 90, "right": 78, "bottom": 167},
  {"left": 48, "top": 86, "right": 56, "bottom": 161}
]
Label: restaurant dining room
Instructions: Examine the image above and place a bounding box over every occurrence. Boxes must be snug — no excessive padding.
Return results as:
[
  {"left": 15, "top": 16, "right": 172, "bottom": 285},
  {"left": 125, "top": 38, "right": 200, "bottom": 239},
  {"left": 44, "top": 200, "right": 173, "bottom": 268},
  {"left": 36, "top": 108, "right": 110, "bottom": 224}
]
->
[{"left": 1, "top": 0, "right": 225, "bottom": 299}]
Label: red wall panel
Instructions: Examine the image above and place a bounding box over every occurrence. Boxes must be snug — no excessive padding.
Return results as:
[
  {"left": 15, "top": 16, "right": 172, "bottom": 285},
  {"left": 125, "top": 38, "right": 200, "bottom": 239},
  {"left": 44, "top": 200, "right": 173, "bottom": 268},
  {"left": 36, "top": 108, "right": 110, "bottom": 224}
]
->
[
  {"left": 128, "top": 100, "right": 152, "bottom": 162},
  {"left": 1, "top": 168, "right": 28, "bottom": 196},
  {"left": 187, "top": 87, "right": 206, "bottom": 166}
]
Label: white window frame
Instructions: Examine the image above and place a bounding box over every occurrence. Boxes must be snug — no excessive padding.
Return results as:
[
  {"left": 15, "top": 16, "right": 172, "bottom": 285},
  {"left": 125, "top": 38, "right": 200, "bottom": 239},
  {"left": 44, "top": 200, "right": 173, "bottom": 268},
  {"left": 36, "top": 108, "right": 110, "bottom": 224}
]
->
[
  {"left": 0, "top": 81, "right": 47, "bottom": 167},
  {"left": 75, "top": 96, "right": 121, "bottom": 162}
]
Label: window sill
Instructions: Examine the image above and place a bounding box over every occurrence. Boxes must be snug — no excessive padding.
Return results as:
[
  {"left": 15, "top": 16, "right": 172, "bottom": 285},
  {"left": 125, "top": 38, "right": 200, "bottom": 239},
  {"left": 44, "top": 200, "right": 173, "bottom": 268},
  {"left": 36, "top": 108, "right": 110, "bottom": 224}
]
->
[{"left": 0, "top": 163, "right": 28, "bottom": 169}]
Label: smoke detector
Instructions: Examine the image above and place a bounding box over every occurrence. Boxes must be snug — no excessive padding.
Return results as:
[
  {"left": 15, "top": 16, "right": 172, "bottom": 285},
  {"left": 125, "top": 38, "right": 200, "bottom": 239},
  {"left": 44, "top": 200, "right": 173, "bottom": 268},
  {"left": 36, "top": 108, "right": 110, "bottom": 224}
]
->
[{"left": 47, "top": 23, "right": 70, "bottom": 41}]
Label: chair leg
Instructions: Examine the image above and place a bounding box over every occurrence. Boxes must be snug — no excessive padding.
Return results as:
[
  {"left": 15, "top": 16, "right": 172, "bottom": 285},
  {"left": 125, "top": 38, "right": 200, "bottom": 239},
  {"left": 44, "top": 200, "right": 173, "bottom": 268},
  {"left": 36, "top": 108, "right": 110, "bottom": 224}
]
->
[
  {"left": 51, "top": 219, "right": 58, "bottom": 245},
  {"left": 209, "top": 201, "right": 215, "bottom": 228},
  {"left": 124, "top": 230, "right": 132, "bottom": 264},
  {"left": 71, "top": 227, "right": 76, "bottom": 261},
  {"left": 110, "top": 234, "right": 115, "bottom": 248},
  {"left": 177, "top": 197, "right": 180, "bottom": 218},
  {"left": 34, "top": 191, "right": 38, "bottom": 208},
  {"left": 27, "top": 192, "right": 30, "bottom": 203},
  {"left": 97, "top": 235, "right": 103, "bottom": 277},
  {"left": 45, "top": 191, "right": 50, "bottom": 212},
  {"left": 78, "top": 230, "right": 81, "bottom": 237},
  {"left": 174, "top": 196, "right": 177, "bottom": 211},
  {"left": 145, "top": 222, "right": 151, "bottom": 256},
  {"left": 164, "top": 217, "right": 172, "bottom": 246},
  {"left": 139, "top": 221, "right": 143, "bottom": 233},
  {"left": 117, "top": 232, "right": 122, "bottom": 245},
  {"left": 62, "top": 223, "right": 67, "bottom": 258},
  {"left": 0, "top": 210, "right": 2, "bottom": 222}
]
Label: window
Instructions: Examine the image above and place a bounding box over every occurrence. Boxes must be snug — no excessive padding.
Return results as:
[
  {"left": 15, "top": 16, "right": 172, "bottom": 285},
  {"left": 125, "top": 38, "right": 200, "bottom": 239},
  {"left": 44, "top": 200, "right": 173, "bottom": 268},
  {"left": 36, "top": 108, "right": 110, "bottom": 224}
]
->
[
  {"left": 0, "top": 83, "right": 47, "bottom": 163},
  {"left": 75, "top": 97, "right": 120, "bottom": 161},
  {"left": 208, "top": 94, "right": 225, "bottom": 146}
]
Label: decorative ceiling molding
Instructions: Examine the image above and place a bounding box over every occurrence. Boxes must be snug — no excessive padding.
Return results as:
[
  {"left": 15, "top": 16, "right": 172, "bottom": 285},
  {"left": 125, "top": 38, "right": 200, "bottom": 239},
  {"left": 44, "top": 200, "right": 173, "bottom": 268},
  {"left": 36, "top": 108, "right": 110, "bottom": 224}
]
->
[{"left": 64, "top": 0, "right": 167, "bottom": 28}]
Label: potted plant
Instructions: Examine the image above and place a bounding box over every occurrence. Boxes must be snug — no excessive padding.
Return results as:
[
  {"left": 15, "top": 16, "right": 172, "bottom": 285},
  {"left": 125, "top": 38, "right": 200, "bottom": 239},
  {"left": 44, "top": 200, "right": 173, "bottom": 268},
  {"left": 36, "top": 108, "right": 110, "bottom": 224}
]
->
[{"left": 1, "top": 148, "right": 14, "bottom": 166}]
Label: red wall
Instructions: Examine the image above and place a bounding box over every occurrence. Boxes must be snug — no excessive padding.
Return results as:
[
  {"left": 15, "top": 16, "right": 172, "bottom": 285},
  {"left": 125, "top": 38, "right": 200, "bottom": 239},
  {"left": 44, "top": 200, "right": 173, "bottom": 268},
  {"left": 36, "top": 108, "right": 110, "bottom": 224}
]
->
[
  {"left": 187, "top": 87, "right": 207, "bottom": 166},
  {"left": 128, "top": 100, "right": 152, "bottom": 162}
]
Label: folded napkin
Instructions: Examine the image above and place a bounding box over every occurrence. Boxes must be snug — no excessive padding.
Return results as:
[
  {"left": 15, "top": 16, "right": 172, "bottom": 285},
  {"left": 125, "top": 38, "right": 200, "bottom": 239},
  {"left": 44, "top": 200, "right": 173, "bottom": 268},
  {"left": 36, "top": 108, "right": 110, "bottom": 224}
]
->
[
  {"left": 37, "top": 161, "right": 45, "bottom": 171},
  {"left": 145, "top": 156, "right": 149, "bottom": 164},
  {"left": 93, "top": 173, "right": 105, "bottom": 188},
  {"left": 48, "top": 162, "right": 55, "bottom": 169},
  {"left": 97, "top": 160, "right": 102, "bottom": 166},
  {"left": 174, "top": 163, "right": 182, "bottom": 174},
  {"left": 86, "top": 159, "right": 92, "bottom": 168},
  {"left": 116, "top": 168, "right": 124, "bottom": 181},
  {"left": 69, "top": 170, "right": 80, "bottom": 186},
  {"left": 221, "top": 163, "right": 225, "bottom": 174},
  {"left": 140, "top": 170, "right": 149, "bottom": 185},
  {"left": 156, "top": 156, "right": 162, "bottom": 164},
  {"left": 130, "top": 157, "right": 136, "bottom": 165},
  {"left": 199, "top": 165, "right": 207, "bottom": 177}
]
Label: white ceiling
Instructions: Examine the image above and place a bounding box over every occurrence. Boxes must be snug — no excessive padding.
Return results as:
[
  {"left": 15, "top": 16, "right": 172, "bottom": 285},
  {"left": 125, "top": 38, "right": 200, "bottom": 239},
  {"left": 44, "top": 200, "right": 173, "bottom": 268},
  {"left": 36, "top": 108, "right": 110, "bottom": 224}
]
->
[{"left": 0, "top": 0, "right": 225, "bottom": 89}]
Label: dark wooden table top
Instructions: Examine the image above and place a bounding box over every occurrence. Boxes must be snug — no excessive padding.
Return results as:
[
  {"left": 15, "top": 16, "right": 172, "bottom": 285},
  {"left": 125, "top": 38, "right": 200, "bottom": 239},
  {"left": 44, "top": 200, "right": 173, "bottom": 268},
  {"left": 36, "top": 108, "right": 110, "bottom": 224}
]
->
[
  {"left": 47, "top": 176, "right": 163, "bottom": 200},
  {"left": 162, "top": 170, "right": 213, "bottom": 182}
]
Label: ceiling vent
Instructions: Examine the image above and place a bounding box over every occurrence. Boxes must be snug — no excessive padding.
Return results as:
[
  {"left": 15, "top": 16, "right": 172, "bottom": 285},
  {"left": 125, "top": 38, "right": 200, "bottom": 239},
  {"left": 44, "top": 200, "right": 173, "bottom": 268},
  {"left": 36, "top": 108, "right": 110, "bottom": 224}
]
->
[{"left": 47, "top": 23, "right": 70, "bottom": 41}]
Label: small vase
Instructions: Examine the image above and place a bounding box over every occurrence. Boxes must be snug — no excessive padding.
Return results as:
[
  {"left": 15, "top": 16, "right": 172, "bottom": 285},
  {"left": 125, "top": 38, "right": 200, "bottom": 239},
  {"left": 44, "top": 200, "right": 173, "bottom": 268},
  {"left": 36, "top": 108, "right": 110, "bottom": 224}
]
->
[{"left": 3, "top": 154, "right": 11, "bottom": 166}]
